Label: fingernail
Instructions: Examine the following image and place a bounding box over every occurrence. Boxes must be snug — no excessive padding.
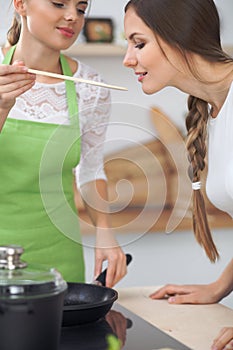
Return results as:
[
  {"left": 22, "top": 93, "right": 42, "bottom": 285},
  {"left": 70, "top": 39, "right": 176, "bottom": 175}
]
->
[{"left": 168, "top": 297, "right": 175, "bottom": 303}]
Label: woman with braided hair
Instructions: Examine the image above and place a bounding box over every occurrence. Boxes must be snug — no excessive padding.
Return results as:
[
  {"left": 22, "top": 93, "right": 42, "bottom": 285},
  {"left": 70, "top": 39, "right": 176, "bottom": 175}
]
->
[{"left": 123, "top": 0, "right": 233, "bottom": 349}]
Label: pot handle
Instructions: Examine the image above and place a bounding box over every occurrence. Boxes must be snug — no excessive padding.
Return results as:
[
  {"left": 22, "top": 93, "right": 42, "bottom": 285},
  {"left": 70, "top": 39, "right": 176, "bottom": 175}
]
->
[{"left": 94, "top": 253, "right": 132, "bottom": 286}]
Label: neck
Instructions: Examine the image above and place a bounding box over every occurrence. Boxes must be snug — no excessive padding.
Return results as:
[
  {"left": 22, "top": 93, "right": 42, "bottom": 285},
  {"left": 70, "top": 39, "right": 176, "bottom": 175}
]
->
[
  {"left": 172, "top": 61, "right": 233, "bottom": 117},
  {"left": 13, "top": 39, "right": 62, "bottom": 74}
]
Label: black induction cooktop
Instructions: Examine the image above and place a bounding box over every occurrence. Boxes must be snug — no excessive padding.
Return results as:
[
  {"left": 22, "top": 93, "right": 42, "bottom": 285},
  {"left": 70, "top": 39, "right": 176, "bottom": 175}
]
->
[{"left": 60, "top": 303, "right": 192, "bottom": 350}]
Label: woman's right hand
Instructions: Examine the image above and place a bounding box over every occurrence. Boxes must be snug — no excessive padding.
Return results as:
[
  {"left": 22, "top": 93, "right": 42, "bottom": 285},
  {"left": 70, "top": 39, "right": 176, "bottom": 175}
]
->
[
  {"left": 0, "top": 61, "right": 35, "bottom": 129},
  {"left": 211, "top": 327, "right": 233, "bottom": 350}
]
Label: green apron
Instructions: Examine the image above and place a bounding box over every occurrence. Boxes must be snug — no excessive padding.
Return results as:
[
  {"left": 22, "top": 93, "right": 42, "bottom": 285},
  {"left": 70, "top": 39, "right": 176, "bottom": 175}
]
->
[{"left": 0, "top": 46, "right": 85, "bottom": 282}]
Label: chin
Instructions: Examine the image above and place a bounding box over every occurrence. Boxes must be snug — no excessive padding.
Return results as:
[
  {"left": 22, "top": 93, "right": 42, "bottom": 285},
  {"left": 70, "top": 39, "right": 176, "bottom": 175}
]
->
[
  {"left": 142, "top": 83, "right": 164, "bottom": 95},
  {"left": 142, "top": 87, "right": 156, "bottom": 95}
]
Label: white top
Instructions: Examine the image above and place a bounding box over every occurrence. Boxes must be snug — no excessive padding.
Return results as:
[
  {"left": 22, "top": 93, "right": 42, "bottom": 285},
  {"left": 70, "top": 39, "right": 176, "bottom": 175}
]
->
[
  {"left": 206, "top": 81, "right": 233, "bottom": 218},
  {"left": 0, "top": 49, "right": 110, "bottom": 188}
]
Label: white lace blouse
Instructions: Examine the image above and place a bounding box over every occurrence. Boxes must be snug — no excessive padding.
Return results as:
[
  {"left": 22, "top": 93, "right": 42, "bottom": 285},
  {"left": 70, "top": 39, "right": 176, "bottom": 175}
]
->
[{"left": 0, "top": 50, "right": 110, "bottom": 188}]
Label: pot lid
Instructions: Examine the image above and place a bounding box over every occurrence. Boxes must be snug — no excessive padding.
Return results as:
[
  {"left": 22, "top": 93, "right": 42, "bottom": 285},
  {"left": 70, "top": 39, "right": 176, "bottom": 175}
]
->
[{"left": 0, "top": 245, "right": 67, "bottom": 299}]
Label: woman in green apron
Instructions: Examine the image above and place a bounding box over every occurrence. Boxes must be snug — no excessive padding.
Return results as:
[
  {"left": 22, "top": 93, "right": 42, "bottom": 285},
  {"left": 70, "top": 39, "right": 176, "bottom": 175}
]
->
[{"left": 0, "top": 0, "right": 127, "bottom": 286}]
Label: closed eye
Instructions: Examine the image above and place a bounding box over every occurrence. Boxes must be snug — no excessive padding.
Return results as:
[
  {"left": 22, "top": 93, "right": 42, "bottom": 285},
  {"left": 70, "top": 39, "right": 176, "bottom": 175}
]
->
[
  {"left": 76, "top": 1, "right": 89, "bottom": 16},
  {"left": 52, "top": 2, "right": 64, "bottom": 8},
  {"left": 135, "top": 43, "right": 145, "bottom": 49},
  {"left": 77, "top": 8, "right": 86, "bottom": 15}
]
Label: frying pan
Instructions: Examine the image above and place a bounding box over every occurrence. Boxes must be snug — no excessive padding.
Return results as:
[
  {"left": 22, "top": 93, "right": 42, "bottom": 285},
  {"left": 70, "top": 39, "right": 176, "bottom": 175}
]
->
[{"left": 62, "top": 254, "right": 132, "bottom": 327}]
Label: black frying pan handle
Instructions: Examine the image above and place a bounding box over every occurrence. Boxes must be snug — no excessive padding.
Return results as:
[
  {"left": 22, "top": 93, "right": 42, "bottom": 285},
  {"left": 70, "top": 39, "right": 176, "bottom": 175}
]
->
[{"left": 95, "top": 253, "right": 132, "bottom": 287}]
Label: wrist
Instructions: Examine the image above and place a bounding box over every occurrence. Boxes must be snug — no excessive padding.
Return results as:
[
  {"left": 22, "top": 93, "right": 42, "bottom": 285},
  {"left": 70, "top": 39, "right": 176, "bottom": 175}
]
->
[
  {"left": 0, "top": 109, "right": 10, "bottom": 131},
  {"left": 213, "top": 278, "right": 232, "bottom": 301}
]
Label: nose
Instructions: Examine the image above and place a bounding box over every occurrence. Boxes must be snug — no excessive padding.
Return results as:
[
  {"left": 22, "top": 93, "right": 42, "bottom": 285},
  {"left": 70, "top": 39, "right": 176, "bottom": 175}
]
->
[
  {"left": 123, "top": 48, "right": 137, "bottom": 68},
  {"left": 64, "top": 5, "right": 78, "bottom": 22}
]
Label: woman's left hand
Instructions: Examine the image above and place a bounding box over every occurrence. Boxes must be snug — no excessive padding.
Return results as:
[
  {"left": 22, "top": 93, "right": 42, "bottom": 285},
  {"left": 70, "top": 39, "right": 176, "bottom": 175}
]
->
[
  {"left": 211, "top": 327, "right": 233, "bottom": 350},
  {"left": 94, "top": 227, "right": 127, "bottom": 288},
  {"left": 79, "top": 180, "right": 128, "bottom": 287}
]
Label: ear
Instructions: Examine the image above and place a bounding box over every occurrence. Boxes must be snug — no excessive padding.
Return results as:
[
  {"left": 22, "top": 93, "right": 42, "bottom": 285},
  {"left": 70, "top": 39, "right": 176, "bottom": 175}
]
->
[{"left": 13, "top": 0, "right": 27, "bottom": 16}]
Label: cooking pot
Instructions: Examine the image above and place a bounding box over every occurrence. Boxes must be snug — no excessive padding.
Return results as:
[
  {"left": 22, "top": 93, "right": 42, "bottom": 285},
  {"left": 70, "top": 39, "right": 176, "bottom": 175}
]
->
[
  {"left": 62, "top": 253, "right": 132, "bottom": 327},
  {"left": 0, "top": 245, "right": 67, "bottom": 350}
]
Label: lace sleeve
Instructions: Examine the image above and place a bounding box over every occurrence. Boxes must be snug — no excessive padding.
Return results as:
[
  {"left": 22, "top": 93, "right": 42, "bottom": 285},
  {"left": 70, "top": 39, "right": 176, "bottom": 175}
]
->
[
  {"left": 0, "top": 51, "right": 111, "bottom": 188},
  {"left": 74, "top": 63, "right": 111, "bottom": 188}
]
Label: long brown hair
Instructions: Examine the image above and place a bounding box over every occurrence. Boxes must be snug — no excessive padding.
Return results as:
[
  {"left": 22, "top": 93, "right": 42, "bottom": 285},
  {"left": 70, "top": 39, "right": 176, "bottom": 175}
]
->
[
  {"left": 7, "top": 0, "right": 21, "bottom": 46},
  {"left": 7, "top": 11, "right": 21, "bottom": 46},
  {"left": 125, "top": 0, "right": 233, "bottom": 262}
]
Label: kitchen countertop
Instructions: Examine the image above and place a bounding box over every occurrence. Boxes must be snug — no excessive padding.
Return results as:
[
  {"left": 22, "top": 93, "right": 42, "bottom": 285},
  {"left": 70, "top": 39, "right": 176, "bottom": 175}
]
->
[{"left": 117, "top": 286, "right": 233, "bottom": 350}]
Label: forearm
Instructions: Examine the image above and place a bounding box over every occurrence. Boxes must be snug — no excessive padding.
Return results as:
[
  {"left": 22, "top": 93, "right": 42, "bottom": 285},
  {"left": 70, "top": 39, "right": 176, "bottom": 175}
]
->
[
  {"left": 79, "top": 179, "right": 127, "bottom": 287},
  {"left": 79, "top": 179, "right": 111, "bottom": 228},
  {"left": 215, "top": 259, "right": 233, "bottom": 300}
]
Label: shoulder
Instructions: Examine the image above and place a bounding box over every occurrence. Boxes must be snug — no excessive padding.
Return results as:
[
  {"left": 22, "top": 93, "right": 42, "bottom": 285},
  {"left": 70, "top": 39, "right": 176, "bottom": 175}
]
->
[
  {"left": 63, "top": 54, "right": 103, "bottom": 82},
  {"left": 69, "top": 56, "right": 111, "bottom": 103},
  {"left": 63, "top": 55, "right": 111, "bottom": 108},
  {"left": 74, "top": 59, "right": 103, "bottom": 83}
]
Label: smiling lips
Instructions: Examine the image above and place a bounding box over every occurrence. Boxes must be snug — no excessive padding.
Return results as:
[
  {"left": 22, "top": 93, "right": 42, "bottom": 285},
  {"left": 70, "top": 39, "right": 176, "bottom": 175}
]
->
[
  {"left": 57, "top": 27, "right": 75, "bottom": 38},
  {"left": 136, "top": 72, "right": 147, "bottom": 82}
]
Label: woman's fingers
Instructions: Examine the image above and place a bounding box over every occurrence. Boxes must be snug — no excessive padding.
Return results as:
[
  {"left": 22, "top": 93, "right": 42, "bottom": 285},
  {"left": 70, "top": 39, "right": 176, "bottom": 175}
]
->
[
  {"left": 212, "top": 327, "right": 233, "bottom": 350},
  {"left": 150, "top": 284, "right": 192, "bottom": 299},
  {"left": 150, "top": 284, "right": 217, "bottom": 304},
  {"left": 105, "top": 250, "right": 127, "bottom": 287},
  {"left": 94, "top": 247, "right": 127, "bottom": 288},
  {"left": 0, "top": 63, "right": 35, "bottom": 110}
]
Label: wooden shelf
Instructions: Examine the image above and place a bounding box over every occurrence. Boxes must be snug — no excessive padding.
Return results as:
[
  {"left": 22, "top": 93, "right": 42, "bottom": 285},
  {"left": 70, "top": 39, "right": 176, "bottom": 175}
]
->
[
  {"left": 64, "top": 44, "right": 233, "bottom": 58},
  {"left": 78, "top": 207, "right": 233, "bottom": 235},
  {"left": 63, "top": 43, "right": 126, "bottom": 57}
]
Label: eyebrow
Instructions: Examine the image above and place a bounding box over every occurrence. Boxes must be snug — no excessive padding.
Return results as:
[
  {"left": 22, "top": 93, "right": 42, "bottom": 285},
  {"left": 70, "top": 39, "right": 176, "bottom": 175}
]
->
[
  {"left": 66, "top": 0, "right": 88, "bottom": 3},
  {"left": 129, "top": 32, "right": 142, "bottom": 40}
]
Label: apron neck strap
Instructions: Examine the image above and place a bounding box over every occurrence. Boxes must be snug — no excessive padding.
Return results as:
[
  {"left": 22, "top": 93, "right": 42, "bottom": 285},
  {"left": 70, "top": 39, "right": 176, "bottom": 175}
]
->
[
  {"left": 2, "top": 45, "right": 16, "bottom": 65},
  {"left": 60, "top": 54, "right": 79, "bottom": 119},
  {"left": 2, "top": 46, "right": 78, "bottom": 119}
]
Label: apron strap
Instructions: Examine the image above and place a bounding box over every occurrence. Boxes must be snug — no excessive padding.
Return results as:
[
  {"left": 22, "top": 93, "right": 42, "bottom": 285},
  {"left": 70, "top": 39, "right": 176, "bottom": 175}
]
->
[
  {"left": 60, "top": 54, "right": 79, "bottom": 120},
  {"left": 2, "top": 46, "right": 79, "bottom": 121},
  {"left": 2, "top": 45, "right": 16, "bottom": 64}
]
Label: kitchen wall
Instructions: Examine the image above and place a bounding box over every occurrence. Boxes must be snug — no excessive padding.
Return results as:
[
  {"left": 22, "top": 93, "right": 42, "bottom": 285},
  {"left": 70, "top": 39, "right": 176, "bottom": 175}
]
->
[{"left": 83, "top": 227, "right": 233, "bottom": 309}]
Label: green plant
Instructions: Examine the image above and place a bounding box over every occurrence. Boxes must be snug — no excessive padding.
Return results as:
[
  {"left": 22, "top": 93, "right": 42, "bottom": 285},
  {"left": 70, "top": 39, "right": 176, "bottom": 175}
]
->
[{"left": 106, "top": 334, "right": 121, "bottom": 350}]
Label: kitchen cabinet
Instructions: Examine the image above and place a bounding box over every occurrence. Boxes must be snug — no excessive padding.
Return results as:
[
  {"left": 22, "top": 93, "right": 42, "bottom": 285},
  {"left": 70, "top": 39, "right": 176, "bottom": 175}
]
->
[{"left": 64, "top": 44, "right": 233, "bottom": 57}]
